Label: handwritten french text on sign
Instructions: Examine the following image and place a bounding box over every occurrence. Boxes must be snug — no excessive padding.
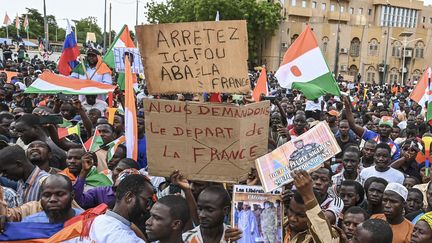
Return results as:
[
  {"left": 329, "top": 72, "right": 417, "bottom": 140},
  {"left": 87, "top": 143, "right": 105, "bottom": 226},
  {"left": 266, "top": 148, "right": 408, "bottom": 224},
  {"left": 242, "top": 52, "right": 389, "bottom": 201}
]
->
[
  {"left": 256, "top": 122, "right": 341, "bottom": 192},
  {"left": 144, "top": 99, "right": 269, "bottom": 183},
  {"left": 136, "top": 20, "right": 250, "bottom": 94}
]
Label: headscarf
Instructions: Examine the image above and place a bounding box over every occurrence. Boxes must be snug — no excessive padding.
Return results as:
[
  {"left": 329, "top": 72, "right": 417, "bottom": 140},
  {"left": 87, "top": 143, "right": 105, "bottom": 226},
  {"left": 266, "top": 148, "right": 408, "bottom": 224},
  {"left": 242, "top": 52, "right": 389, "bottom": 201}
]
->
[{"left": 419, "top": 211, "right": 432, "bottom": 230}]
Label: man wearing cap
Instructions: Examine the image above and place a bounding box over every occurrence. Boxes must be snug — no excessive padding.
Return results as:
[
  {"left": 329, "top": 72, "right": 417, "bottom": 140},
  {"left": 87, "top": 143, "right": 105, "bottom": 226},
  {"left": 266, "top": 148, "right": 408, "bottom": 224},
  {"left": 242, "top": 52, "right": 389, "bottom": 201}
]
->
[
  {"left": 326, "top": 109, "right": 339, "bottom": 134},
  {"left": 70, "top": 48, "right": 112, "bottom": 85},
  {"left": 371, "top": 182, "right": 414, "bottom": 243},
  {"left": 344, "top": 96, "right": 400, "bottom": 160}
]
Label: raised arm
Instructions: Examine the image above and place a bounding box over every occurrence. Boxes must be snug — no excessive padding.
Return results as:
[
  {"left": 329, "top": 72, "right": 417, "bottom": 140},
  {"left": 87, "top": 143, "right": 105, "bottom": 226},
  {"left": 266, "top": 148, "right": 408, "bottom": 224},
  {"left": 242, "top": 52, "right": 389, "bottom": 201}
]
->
[
  {"left": 73, "top": 99, "right": 93, "bottom": 137},
  {"left": 342, "top": 96, "right": 365, "bottom": 138},
  {"left": 291, "top": 170, "right": 340, "bottom": 243},
  {"left": 170, "top": 170, "right": 199, "bottom": 226}
]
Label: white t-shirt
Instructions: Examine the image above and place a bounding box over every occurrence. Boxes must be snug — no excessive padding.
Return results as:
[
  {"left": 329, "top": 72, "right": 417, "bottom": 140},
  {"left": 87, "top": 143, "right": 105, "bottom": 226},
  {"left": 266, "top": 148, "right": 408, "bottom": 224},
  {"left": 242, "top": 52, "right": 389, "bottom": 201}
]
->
[
  {"left": 360, "top": 166, "right": 405, "bottom": 185},
  {"left": 305, "top": 97, "right": 323, "bottom": 111},
  {"left": 88, "top": 213, "right": 144, "bottom": 242}
]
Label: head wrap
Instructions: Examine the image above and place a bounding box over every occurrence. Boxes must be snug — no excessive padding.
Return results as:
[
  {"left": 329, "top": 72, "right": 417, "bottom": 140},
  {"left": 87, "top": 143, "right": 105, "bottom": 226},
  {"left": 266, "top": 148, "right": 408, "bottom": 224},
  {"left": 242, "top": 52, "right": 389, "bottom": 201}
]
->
[
  {"left": 419, "top": 211, "right": 432, "bottom": 230},
  {"left": 384, "top": 183, "right": 408, "bottom": 201},
  {"left": 379, "top": 116, "right": 394, "bottom": 127}
]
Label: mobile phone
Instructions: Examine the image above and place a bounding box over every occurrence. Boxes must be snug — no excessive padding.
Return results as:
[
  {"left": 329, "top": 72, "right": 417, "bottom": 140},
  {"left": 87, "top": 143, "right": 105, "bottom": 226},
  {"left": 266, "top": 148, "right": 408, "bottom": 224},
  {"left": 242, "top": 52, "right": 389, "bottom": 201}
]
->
[{"left": 39, "top": 114, "right": 64, "bottom": 125}]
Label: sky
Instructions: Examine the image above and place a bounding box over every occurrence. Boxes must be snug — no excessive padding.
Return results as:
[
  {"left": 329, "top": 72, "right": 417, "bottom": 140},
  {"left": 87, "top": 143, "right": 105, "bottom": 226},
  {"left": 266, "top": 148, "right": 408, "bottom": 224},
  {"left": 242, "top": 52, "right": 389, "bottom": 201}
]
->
[
  {"left": 3, "top": 0, "right": 161, "bottom": 34},
  {"left": 3, "top": 0, "right": 432, "bottom": 34}
]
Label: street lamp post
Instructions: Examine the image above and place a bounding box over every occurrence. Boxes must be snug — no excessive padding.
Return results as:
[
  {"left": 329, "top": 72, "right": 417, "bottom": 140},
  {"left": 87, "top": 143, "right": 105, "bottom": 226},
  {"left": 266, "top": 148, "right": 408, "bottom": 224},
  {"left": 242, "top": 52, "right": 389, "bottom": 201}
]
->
[
  {"left": 391, "top": 32, "right": 421, "bottom": 86},
  {"left": 333, "top": 0, "right": 341, "bottom": 76}
]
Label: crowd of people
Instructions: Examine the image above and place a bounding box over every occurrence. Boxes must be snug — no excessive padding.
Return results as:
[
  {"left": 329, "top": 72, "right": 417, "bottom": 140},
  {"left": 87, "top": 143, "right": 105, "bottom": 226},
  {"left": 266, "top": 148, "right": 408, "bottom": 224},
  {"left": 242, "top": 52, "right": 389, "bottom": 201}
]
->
[{"left": 0, "top": 40, "right": 432, "bottom": 243}]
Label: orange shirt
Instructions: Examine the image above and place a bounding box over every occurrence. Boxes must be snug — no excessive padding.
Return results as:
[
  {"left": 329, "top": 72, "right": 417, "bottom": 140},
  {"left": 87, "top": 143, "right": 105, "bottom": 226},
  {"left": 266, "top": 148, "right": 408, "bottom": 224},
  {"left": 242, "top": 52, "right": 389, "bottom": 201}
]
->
[{"left": 371, "top": 214, "right": 414, "bottom": 243}]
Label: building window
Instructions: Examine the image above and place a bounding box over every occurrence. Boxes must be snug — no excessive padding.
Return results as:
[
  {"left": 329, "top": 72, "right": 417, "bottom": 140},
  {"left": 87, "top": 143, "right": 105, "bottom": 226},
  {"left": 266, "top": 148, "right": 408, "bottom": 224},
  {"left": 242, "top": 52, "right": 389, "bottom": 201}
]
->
[
  {"left": 430, "top": 17, "right": 432, "bottom": 24},
  {"left": 366, "top": 67, "right": 376, "bottom": 83},
  {"left": 381, "top": 6, "right": 418, "bottom": 28},
  {"left": 350, "top": 8, "right": 354, "bottom": 14},
  {"left": 322, "top": 3, "right": 326, "bottom": 11},
  {"left": 392, "top": 41, "right": 402, "bottom": 57},
  {"left": 331, "top": 4, "right": 335, "bottom": 12},
  {"left": 423, "top": 16, "right": 426, "bottom": 23},
  {"left": 349, "top": 65, "right": 358, "bottom": 77},
  {"left": 312, "top": 1, "right": 317, "bottom": 8},
  {"left": 358, "top": 8, "right": 363, "bottom": 15},
  {"left": 291, "top": 34, "right": 299, "bottom": 44},
  {"left": 415, "top": 41, "right": 425, "bottom": 58},
  {"left": 291, "top": 0, "right": 296, "bottom": 6},
  {"left": 341, "top": 6, "right": 345, "bottom": 12},
  {"left": 302, "top": 0, "right": 307, "bottom": 7},
  {"left": 368, "top": 39, "right": 379, "bottom": 56},
  {"left": 322, "top": 36, "right": 329, "bottom": 53},
  {"left": 350, "top": 38, "right": 361, "bottom": 57},
  {"left": 389, "top": 68, "right": 399, "bottom": 84},
  {"left": 368, "top": 9, "right": 372, "bottom": 16},
  {"left": 412, "top": 69, "right": 422, "bottom": 82}
]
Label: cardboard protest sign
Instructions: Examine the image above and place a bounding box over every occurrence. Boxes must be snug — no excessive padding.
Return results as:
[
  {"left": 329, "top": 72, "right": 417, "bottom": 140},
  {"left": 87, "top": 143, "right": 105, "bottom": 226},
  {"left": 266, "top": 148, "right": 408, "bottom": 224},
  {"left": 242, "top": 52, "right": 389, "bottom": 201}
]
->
[
  {"left": 136, "top": 20, "right": 250, "bottom": 94},
  {"left": 232, "top": 185, "right": 283, "bottom": 243},
  {"left": 113, "top": 47, "right": 144, "bottom": 73},
  {"left": 144, "top": 99, "right": 269, "bottom": 183},
  {"left": 256, "top": 122, "right": 341, "bottom": 192}
]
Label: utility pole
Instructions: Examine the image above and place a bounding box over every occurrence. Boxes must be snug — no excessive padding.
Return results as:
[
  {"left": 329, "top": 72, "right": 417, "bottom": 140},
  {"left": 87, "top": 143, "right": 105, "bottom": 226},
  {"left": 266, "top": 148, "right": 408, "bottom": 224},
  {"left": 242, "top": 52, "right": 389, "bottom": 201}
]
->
[
  {"left": 136, "top": 0, "right": 138, "bottom": 26},
  {"left": 43, "top": 0, "right": 49, "bottom": 50},
  {"left": 333, "top": 0, "right": 341, "bottom": 77},
  {"left": 109, "top": 2, "right": 112, "bottom": 46},
  {"left": 103, "top": 0, "right": 107, "bottom": 51}
]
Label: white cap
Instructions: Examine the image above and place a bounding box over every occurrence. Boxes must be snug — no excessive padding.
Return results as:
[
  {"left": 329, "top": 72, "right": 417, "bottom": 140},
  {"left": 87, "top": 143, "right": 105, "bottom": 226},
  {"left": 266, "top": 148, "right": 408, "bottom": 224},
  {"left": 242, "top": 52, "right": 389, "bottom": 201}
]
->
[{"left": 385, "top": 183, "right": 408, "bottom": 201}]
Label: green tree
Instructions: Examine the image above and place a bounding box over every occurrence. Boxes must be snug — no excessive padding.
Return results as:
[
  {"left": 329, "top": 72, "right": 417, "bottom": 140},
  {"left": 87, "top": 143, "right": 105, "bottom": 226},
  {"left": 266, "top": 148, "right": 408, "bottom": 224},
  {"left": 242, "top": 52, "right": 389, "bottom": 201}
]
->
[
  {"left": 73, "top": 17, "right": 103, "bottom": 45},
  {"left": 145, "top": 0, "right": 282, "bottom": 66}
]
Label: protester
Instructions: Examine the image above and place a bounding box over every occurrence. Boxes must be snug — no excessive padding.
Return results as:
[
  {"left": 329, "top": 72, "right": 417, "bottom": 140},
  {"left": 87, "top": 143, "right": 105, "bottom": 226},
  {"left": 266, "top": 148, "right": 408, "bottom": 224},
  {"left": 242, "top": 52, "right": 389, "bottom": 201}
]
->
[
  {"left": 360, "top": 143, "right": 405, "bottom": 184},
  {"left": 21, "top": 174, "right": 82, "bottom": 223},
  {"left": 146, "top": 195, "right": 190, "bottom": 243},
  {"left": 353, "top": 218, "right": 393, "bottom": 243},
  {"left": 371, "top": 182, "right": 414, "bottom": 243},
  {"left": 411, "top": 211, "right": 432, "bottom": 243},
  {"left": 341, "top": 206, "right": 369, "bottom": 240}
]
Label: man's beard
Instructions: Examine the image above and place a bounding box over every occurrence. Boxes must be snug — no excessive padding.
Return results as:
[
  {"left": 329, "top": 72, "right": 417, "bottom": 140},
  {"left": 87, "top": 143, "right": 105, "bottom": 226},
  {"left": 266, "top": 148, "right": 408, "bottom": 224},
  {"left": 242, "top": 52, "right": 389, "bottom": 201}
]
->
[
  {"left": 45, "top": 205, "right": 72, "bottom": 223},
  {"left": 128, "top": 198, "right": 151, "bottom": 233}
]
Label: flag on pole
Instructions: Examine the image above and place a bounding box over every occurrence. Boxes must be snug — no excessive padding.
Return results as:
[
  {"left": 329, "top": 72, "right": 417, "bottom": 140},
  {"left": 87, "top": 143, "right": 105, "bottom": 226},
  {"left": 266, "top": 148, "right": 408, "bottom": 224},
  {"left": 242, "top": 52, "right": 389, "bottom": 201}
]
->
[
  {"left": 84, "top": 129, "right": 104, "bottom": 152},
  {"left": 57, "top": 124, "right": 80, "bottom": 139},
  {"left": 252, "top": 67, "right": 269, "bottom": 102},
  {"left": 103, "top": 25, "right": 135, "bottom": 90},
  {"left": 425, "top": 69, "right": 432, "bottom": 124},
  {"left": 124, "top": 56, "right": 138, "bottom": 160},
  {"left": 3, "top": 12, "right": 11, "bottom": 25},
  {"left": 15, "top": 15, "right": 20, "bottom": 29},
  {"left": 275, "top": 26, "right": 341, "bottom": 100},
  {"left": 215, "top": 11, "right": 220, "bottom": 21},
  {"left": 58, "top": 20, "right": 80, "bottom": 75},
  {"left": 409, "top": 67, "right": 431, "bottom": 108},
  {"left": 106, "top": 136, "right": 126, "bottom": 162},
  {"left": 24, "top": 71, "right": 116, "bottom": 95},
  {"left": 23, "top": 15, "right": 28, "bottom": 31}
]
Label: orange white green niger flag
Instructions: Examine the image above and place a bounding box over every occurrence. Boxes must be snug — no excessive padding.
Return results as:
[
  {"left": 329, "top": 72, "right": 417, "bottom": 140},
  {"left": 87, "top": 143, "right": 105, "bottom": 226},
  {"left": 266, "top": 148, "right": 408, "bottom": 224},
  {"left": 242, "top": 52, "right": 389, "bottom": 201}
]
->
[
  {"left": 24, "top": 71, "right": 116, "bottom": 95},
  {"left": 275, "top": 26, "right": 340, "bottom": 100}
]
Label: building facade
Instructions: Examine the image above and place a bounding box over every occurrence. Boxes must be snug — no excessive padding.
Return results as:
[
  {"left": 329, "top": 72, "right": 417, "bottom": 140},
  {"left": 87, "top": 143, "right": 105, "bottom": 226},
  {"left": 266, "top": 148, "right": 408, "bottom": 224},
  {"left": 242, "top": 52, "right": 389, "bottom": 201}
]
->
[{"left": 263, "top": 0, "right": 432, "bottom": 84}]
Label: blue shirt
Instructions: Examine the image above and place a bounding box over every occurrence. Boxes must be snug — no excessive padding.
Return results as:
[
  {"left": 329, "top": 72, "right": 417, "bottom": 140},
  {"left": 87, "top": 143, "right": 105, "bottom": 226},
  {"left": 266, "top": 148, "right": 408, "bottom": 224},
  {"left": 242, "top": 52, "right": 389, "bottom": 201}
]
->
[
  {"left": 138, "top": 136, "right": 148, "bottom": 170},
  {"left": 22, "top": 208, "right": 83, "bottom": 223},
  {"left": 362, "top": 129, "right": 400, "bottom": 160}
]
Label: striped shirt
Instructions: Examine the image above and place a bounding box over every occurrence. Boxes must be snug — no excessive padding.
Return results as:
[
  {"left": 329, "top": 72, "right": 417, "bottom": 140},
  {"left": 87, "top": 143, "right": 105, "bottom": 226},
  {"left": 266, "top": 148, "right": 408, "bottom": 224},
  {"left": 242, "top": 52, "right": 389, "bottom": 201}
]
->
[
  {"left": 17, "top": 166, "right": 49, "bottom": 203},
  {"left": 182, "top": 224, "right": 230, "bottom": 243}
]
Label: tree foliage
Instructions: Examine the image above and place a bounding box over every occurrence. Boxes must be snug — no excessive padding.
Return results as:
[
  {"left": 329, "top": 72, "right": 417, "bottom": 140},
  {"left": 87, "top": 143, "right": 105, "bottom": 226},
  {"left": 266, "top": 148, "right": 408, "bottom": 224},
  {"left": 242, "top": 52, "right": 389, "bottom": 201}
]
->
[{"left": 145, "top": 0, "right": 282, "bottom": 66}]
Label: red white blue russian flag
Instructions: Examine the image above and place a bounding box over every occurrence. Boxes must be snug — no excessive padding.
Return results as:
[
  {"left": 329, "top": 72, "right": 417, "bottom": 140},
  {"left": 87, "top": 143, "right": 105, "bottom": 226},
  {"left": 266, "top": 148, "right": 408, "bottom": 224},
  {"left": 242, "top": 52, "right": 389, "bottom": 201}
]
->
[{"left": 58, "top": 20, "right": 80, "bottom": 76}]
